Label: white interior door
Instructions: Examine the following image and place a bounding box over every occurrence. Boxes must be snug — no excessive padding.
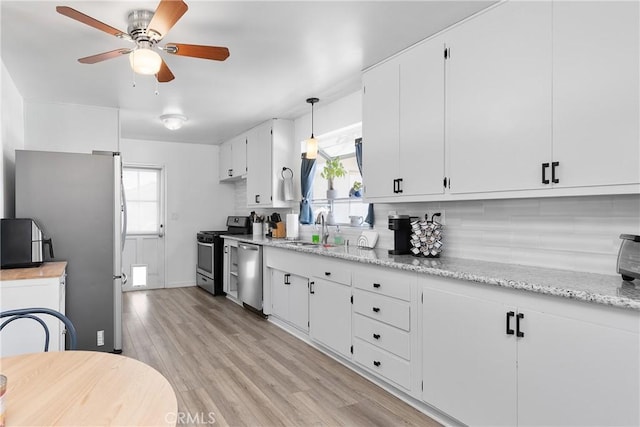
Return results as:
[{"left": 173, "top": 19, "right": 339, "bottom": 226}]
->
[{"left": 122, "top": 165, "right": 166, "bottom": 291}]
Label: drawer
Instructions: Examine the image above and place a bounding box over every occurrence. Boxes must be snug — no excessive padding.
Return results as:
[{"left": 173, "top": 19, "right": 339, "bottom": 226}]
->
[
  {"left": 353, "top": 313, "right": 410, "bottom": 360},
  {"left": 353, "top": 338, "right": 411, "bottom": 390},
  {"left": 353, "top": 267, "right": 413, "bottom": 301},
  {"left": 308, "top": 258, "right": 351, "bottom": 285},
  {"left": 353, "top": 289, "right": 410, "bottom": 331}
]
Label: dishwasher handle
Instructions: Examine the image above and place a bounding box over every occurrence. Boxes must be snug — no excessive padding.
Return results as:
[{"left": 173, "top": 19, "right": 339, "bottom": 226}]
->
[{"left": 239, "top": 244, "right": 260, "bottom": 251}]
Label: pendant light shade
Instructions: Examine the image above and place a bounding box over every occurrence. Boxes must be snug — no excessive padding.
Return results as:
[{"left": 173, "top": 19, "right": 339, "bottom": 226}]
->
[{"left": 305, "top": 97, "right": 319, "bottom": 159}]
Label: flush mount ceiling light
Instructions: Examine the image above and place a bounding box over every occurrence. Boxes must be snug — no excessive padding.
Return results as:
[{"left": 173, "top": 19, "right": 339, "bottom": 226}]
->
[
  {"left": 129, "top": 46, "right": 162, "bottom": 75},
  {"left": 160, "top": 114, "right": 187, "bottom": 130},
  {"left": 305, "top": 97, "right": 319, "bottom": 159}
]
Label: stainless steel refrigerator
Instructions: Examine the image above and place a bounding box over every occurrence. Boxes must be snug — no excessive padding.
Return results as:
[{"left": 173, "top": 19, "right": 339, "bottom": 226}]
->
[{"left": 15, "top": 150, "right": 126, "bottom": 353}]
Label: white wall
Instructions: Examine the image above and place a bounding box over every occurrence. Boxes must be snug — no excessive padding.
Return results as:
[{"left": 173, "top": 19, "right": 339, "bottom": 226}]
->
[
  {"left": 24, "top": 102, "right": 119, "bottom": 153},
  {"left": 120, "top": 138, "right": 235, "bottom": 287},
  {"left": 1, "top": 60, "right": 25, "bottom": 218}
]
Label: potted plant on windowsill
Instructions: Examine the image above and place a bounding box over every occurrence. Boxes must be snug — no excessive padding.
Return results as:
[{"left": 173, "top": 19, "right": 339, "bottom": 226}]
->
[
  {"left": 321, "top": 157, "right": 347, "bottom": 200},
  {"left": 349, "top": 181, "right": 362, "bottom": 198}
]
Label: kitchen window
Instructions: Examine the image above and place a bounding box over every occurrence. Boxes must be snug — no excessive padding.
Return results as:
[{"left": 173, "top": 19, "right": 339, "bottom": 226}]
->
[
  {"left": 122, "top": 166, "right": 162, "bottom": 234},
  {"left": 302, "top": 123, "right": 369, "bottom": 225}
]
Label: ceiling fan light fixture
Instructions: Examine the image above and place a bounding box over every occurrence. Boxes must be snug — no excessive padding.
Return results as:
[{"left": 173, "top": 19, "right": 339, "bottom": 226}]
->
[
  {"left": 129, "top": 48, "right": 162, "bottom": 75},
  {"left": 305, "top": 97, "right": 320, "bottom": 159},
  {"left": 160, "top": 114, "right": 187, "bottom": 130}
]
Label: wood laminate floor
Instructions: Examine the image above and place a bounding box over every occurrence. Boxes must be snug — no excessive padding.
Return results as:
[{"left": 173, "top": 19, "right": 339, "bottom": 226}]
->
[{"left": 122, "top": 287, "right": 441, "bottom": 427}]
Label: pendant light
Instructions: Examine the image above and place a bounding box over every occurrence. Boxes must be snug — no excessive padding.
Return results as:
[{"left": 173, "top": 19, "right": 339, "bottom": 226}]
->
[{"left": 305, "top": 97, "right": 319, "bottom": 159}]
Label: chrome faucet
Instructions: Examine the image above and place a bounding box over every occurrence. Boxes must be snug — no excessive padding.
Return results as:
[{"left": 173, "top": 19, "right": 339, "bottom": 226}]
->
[{"left": 316, "top": 212, "right": 330, "bottom": 245}]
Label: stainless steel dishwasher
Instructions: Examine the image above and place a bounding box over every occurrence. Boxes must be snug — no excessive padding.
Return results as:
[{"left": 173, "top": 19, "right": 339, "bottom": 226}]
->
[{"left": 237, "top": 242, "right": 263, "bottom": 312}]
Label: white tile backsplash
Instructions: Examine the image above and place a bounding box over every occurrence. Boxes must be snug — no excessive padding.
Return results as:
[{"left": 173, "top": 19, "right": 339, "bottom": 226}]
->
[{"left": 372, "top": 194, "right": 640, "bottom": 275}]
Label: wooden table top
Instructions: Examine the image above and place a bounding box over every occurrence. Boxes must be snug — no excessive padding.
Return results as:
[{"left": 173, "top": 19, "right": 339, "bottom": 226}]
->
[
  {"left": 0, "top": 261, "right": 67, "bottom": 281},
  {"left": 0, "top": 351, "right": 178, "bottom": 426}
]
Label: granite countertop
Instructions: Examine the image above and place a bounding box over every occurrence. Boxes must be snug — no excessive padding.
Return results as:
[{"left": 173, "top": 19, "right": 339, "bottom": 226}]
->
[
  {"left": 223, "top": 235, "right": 640, "bottom": 311},
  {"left": 0, "top": 261, "right": 68, "bottom": 282}
]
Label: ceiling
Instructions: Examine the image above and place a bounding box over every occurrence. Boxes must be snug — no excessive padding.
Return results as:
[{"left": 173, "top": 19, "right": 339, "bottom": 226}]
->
[{"left": 1, "top": 1, "right": 494, "bottom": 145}]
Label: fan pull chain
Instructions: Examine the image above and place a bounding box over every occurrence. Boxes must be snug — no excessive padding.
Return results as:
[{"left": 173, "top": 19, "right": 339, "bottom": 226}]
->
[
  {"left": 132, "top": 67, "right": 136, "bottom": 88},
  {"left": 155, "top": 79, "right": 159, "bottom": 96}
]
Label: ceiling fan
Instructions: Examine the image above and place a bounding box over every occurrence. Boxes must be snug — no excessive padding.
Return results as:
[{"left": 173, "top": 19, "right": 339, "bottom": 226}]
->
[{"left": 56, "top": 0, "right": 230, "bottom": 83}]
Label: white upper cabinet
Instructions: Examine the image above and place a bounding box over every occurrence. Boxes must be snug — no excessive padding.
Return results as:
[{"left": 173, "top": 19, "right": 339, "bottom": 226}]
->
[
  {"left": 362, "top": 37, "right": 446, "bottom": 200},
  {"left": 218, "top": 134, "right": 247, "bottom": 181},
  {"left": 551, "top": 1, "right": 640, "bottom": 189},
  {"left": 399, "top": 38, "right": 446, "bottom": 198},
  {"left": 446, "top": 1, "right": 553, "bottom": 194},
  {"left": 246, "top": 119, "right": 294, "bottom": 208},
  {"left": 362, "top": 56, "right": 400, "bottom": 199}
]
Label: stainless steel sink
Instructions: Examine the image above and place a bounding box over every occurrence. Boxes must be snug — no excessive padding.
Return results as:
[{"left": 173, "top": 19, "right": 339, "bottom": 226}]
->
[{"left": 285, "top": 240, "right": 335, "bottom": 248}]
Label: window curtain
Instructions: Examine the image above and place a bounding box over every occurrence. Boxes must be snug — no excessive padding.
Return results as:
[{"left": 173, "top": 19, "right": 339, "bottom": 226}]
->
[
  {"left": 354, "top": 138, "right": 375, "bottom": 227},
  {"left": 300, "top": 153, "right": 317, "bottom": 224}
]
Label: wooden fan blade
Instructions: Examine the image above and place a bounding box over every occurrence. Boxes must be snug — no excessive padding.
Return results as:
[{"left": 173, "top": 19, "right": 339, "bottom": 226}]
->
[
  {"left": 156, "top": 59, "right": 175, "bottom": 83},
  {"left": 56, "top": 6, "right": 130, "bottom": 40},
  {"left": 165, "top": 43, "right": 230, "bottom": 61},
  {"left": 78, "top": 48, "right": 132, "bottom": 64},
  {"left": 147, "top": 0, "right": 188, "bottom": 40}
]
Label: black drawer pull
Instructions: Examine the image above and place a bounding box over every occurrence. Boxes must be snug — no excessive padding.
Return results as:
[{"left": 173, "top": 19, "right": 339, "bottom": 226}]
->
[
  {"left": 373, "top": 333, "right": 380, "bottom": 340},
  {"left": 373, "top": 361, "right": 381, "bottom": 367},
  {"left": 516, "top": 312, "right": 525, "bottom": 337},
  {"left": 373, "top": 283, "right": 381, "bottom": 288},
  {"left": 372, "top": 307, "right": 380, "bottom": 313},
  {"left": 506, "top": 311, "right": 515, "bottom": 335},
  {"left": 324, "top": 272, "right": 331, "bottom": 276}
]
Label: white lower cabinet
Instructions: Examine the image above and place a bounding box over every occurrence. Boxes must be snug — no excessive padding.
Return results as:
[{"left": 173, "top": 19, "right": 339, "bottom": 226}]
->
[
  {"left": 309, "top": 277, "right": 352, "bottom": 359},
  {"left": 421, "top": 276, "right": 640, "bottom": 426},
  {"left": 351, "top": 265, "right": 419, "bottom": 396},
  {"left": 0, "top": 264, "right": 67, "bottom": 356},
  {"left": 270, "top": 268, "right": 309, "bottom": 333}
]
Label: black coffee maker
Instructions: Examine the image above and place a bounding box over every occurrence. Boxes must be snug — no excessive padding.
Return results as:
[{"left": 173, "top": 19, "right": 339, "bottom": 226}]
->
[{"left": 388, "top": 215, "right": 412, "bottom": 255}]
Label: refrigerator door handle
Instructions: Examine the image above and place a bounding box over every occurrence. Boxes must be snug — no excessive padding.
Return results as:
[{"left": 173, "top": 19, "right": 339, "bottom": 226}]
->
[
  {"left": 121, "top": 181, "right": 128, "bottom": 252},
  {"left": 122, "top": 272, "right": 128, "bottom": 285}
]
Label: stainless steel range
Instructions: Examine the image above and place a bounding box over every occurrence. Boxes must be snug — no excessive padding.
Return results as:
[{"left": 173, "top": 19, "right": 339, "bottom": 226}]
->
[{"left": 196, "top": 216, "right": 250, "bottom": 295}]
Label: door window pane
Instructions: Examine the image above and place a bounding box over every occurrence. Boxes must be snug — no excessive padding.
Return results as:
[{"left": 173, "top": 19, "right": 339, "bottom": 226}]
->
[{"left": 123, "top": 167, "right": 161, "bottom": 234}]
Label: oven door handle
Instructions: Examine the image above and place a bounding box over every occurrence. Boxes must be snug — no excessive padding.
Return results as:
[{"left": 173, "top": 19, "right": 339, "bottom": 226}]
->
[{"left": 197, "top": 242, "right": 214, "bottom": 248}]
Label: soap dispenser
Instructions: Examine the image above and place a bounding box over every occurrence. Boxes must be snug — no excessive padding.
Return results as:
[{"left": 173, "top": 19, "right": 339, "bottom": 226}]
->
[{"left": 334, "top": 225, "right": 344, "bottom": 245}]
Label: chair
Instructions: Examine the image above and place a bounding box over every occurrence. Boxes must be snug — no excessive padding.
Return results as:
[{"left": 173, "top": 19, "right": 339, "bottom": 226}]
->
[{"left": 0, "top": 307, "right": 77, "bottom": 351}]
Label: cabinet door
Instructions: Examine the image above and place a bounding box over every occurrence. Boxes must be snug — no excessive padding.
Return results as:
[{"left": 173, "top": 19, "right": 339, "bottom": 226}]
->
[
  {"left": 246, "top": 122, "right": 272, "bottom": 206},
  {"left": 362, "top": 57, "right": 400, "bottom": 199},
  {"left": 552, "top": 1, "right": 640, "bottom": 188},
  {"left": 289, "top": 274, "right": 309, "bottom": 333},
  {"left": 447, "top": 1, "right": 552, "bottom": 194},
  {"left": 218, "top": 142, "right": 232, "bottom": 181},
  {"left": 517, "top": 308, "right": 640, "bottom": 427},
  {"left": 309, "top": 278, "right": 352, "bottom": 358},
  {"left": 422, "top": 286, "right": 517, "bottom": 426},
  {"left": 231, "top": 135, "right": 247, "bottom": 178},
  {"left": 399, "top": 37, "right": 445, "bottom": 197},
  {"left": 270, "top": 269, "right": 289, "bottom": 320}
]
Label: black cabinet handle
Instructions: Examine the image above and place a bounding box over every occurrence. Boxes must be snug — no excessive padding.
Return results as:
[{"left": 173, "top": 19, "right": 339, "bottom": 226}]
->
[
  {"left": 373, "top": 283, "right": 381, "bottom": 288},
  {"left": 397, "top": 178, "right": 403, "bottom": 193},
  {"left": 542, "top": 163, "right": 550, "bottom": 184},
  {"left": 324, "top": 272, "right": 331, "bottom": 276},
  {"left": 372, "top": 307, "right": 380, "bottom": 313},
  {"left": 284, "top": 273, "right": 290, "bottom": 285},
  {"left": 393, "top": 179, "right": 398, "bottom": 194},
  {"left": 228, "top": 169, "right": 233, "bottom": 176},
  {"left": 551, "top": 161, "right": 559, "bottom": 184},
  {"left": 373, "top": 361, "right": 381, "bottom": 367},
  {"left": 255, "top": 194, "right": 260, "bottom": 203},
  {"left": 309, "top": 281, "right": 315, "bottom": 294},
  {"left": 373, "top": 333, "right": 381, "bottom": 340},
  {"left": 506, "top": 311, "right": 515, "bottom": 335},
  {"left": 516, "top": 312, "right": 525, "bottom": 337}
]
